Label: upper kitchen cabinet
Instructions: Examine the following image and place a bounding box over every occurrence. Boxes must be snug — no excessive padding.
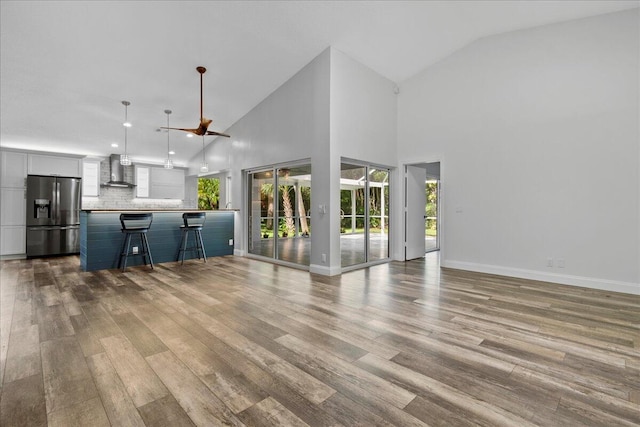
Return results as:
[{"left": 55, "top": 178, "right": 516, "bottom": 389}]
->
[
  {"left": 150, "top": 167, "right": 185, "bottom": 199},
  {"left": 0, "top": 150, "right": 28, "bottom": 188},
  {"left": 82, "top": 159, "right": 101, "bottom": 197},
  {"left": 28, "top": 154, "right": 82, "bottom": 177},
  {"left": 135, "top": 166, "right": 150, "bottom": 198}
]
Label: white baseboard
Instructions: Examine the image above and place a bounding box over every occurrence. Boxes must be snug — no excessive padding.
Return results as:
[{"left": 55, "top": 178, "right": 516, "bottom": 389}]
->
[
  {"left": 233, "top": 249, "right": 245, "bottom": 257},
  {"left": 309, "top": 264, "right": 342, "bottom": 276},
  {"left": 441, "top": 260, "right": 639, "bottom": 296}
]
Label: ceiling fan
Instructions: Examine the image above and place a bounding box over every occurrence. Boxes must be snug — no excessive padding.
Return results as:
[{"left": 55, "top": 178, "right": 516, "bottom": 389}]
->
[{"left": 161, "top": 66, "right": 230, "bottom": 138}]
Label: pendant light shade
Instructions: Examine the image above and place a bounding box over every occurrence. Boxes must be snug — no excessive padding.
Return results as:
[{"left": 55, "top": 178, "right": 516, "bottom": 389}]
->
[
  {"left": 200, "top": 135, "right": 208, "bottom": 173},
  {"left": 120, "top": 101, "right": 132, "bottom": 166},
  {"left": 164, "top": 109, "right": 173, "bottom": 169}
]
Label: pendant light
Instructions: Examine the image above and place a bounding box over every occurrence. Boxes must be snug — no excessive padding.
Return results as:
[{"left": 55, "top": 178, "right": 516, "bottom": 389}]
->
[
  {"left": 200, "top": 135, "right": 209, "bottom": 173},
  {"left": 163, "top": 109, "right": 173, "bottom": 169},
  {"left": 120, "top": 100, "right": 132, "bottom": 166}
]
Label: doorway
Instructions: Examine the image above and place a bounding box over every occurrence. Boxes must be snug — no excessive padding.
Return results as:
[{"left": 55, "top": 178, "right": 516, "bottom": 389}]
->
[
  {"left": 425, "top": 162, "right": 440, "bottom": 253},
  {"left": 405, "top": 161, "right": 441, "bottom": 260}
]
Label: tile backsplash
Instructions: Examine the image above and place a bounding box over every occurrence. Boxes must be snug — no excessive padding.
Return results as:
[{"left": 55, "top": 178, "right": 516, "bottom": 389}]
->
[{"left": 81, "top": 158, "right": 195, "bottom": 210}]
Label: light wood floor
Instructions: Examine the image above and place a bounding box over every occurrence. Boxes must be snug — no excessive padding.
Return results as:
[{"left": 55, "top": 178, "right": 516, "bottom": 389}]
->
[{"left": 1, "top": 254, "right": 638, "bottom": 426}]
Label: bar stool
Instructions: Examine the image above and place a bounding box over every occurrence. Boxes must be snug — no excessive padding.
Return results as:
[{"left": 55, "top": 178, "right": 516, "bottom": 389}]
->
[
  {"left": 177, "top": 212, "right": 207, "bottom": 264},
  {"left": 118, "top": 213, "right": 154, "bottom": 272}
]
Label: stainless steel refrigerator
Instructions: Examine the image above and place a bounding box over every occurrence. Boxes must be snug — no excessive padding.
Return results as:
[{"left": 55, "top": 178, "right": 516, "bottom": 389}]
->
[{"left": 26, "top": 175, "right": 82, "bottom": 257}]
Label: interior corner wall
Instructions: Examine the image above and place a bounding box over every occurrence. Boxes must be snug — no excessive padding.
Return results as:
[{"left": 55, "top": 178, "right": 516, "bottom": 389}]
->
[
  {"left": 188, "top": 48, "right": 331, "bottom": 258},
  {"left": 329, "top": 48, "right": 399, "bottom": 267},
  {"left": 398, "top": 9, "right": 640, "bottom": 294},
  {"left": 330, "top": 49, "right": 398, "bottom": 166}
]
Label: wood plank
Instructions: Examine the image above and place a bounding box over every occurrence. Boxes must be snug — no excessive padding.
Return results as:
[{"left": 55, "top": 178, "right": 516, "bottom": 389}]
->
[
  {"left": 318, "top": 392, "right": 396, "bottom": 427},
  {"left": 147, "top": 300, "right": 340, "bottom": 426},
  {"left": 100, "top": 334, "right": 169, "bottom": 408},
  {"left": 69, "top": 313, "right": 105, "bottom": 357},
  {"left": 276, "top": 334, "right": 415, "bottom": 409},
  {"left": 47, "top": 397, "right": 110, "bottom": 427},
  {"left": 3, "top": 324, "right": 41, "bottom": 383},
  {"left": 238, "top": 396, "right": 309, "bottom": 427},
  {"left": 388, "top": 348, "right": 561, "bottom": 420},
  {"left": 110, "top": 312, "right": 168, "bottom": 357},
  {"left": 201, "top": 370, "right": 267, "bottom": 414},
  {"left": 40, "top": 336, "right": 99, "bottom": 414},
  {"left": 87, "top": 352, "right": 146, "bottom": 426},
  {"left": 189, "top": 310, "right": 336, "bottom": 405},
  {"left": 137, "top": 395, "right": 196, "bottom": 427},
  {"left": 146, "top": 350, "right": 244, "bottom": 426},
  {"left": 142, "top": 292, "right": 337, "bottom": 406},
  {"left": 37, "top": 285, "right": 62, "bottom": 307},
  {"left": 36, "top": 304, "right": 75, "bottom": 341},
  {"left": 0, "top": 373, "right": 47, "bottom": 427},
  {"left": 356, "top": 352, "right": 539, "bottom": 427}
]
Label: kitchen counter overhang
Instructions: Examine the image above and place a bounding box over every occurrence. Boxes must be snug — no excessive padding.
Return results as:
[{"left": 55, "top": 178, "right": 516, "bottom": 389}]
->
[{"left": 80, "top": 210, "right": 235, "bottom": 271}]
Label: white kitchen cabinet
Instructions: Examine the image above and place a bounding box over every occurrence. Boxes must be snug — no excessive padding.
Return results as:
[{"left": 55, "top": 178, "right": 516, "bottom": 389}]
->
[
  {"left": 82, "top": 160, "right": 100, "bottom": 197},
  {"left": 149, "top": 168, "right": 184, "bottom": 199},
  {"left": 28, "top": 154, "right": 82, "bottom": 177},
  {"left": 0, "top": 151, "right": 28, "bottom": 188},
  {"left": 0, "top": 188, "right": 26, "bottom": 226},
  {"left": 0, "top": 226, "right": 26, "bottom": 255},
  {"left": 0, "top": 151, "right": 27, "bottom": 257},
  {"left": 135, "top": 166, "right": 150, "bottom": 198}
]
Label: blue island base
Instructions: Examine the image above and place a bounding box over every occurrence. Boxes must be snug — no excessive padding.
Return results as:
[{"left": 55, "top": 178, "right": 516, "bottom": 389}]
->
[{"left": 80, "top": 211, "right": 235, "bottom": 271}]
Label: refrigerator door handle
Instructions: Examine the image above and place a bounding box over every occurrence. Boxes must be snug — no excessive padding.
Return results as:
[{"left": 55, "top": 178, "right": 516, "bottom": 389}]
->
[{"left": 56, "top": 181, "right": 61, "bottom": 223}]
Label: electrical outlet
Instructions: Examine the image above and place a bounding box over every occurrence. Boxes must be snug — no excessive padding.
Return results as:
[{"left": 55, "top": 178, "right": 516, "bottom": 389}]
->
[
  {"left": 228, "top": 239, "right": 234, "bottom": 246},
  {"left": 321, "top": 253, "right": 327, "bottom": 263},
  {"left": 557, "top": 258, "right": 565, "bottom": 268},
  {"left": 546, "top": 257, "right": 553, "bottom": 267},
  {"left": 132, "top": 246, "right": 139, "bottom": 254}
]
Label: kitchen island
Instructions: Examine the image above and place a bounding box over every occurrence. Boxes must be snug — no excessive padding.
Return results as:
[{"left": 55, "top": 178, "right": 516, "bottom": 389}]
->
[{"left": 80, "top": 210, "right": 235, "bottom": 271}]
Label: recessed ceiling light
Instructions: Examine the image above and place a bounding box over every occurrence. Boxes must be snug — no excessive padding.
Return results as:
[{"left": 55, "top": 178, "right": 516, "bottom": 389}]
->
[
  {"left": 186, "top": 134, "right": 193, "bottom": 138},
  {"left": 111, "top": 143, "right": 119, "bottom": 147},
  {"left": 169, "top": 151, "right": 175, "bottom": 155},
  {"left": 123, "top": 122, "right": 132, "bottom": 128}
]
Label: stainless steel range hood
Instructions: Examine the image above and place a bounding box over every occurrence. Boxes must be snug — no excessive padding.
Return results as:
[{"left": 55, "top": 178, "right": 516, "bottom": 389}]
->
[{"left": 101, "top": 154, "right": 136, "bottom": 188}]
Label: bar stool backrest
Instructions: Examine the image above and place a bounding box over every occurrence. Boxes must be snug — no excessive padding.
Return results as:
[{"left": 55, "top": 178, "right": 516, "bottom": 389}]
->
[
  {"left": 120, "top": 213, "right": 153, "bottom": 231},
  {"left": 183, "top": 212, "right": 206, "bottom": 228}
]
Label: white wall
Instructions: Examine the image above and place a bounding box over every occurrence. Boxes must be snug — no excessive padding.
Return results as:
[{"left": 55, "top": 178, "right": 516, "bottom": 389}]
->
[
  {"left": 188, "top": 48, "right": 331, "bottom": 261},
  {"left": 330, "top": 49, "right": 398, "bottom": 165},
  {"left": 398, "top": 9, "right": 639, "bottom": 294},
  {"left": 325, "top": 49, "right": 399, "bottom": 271}
]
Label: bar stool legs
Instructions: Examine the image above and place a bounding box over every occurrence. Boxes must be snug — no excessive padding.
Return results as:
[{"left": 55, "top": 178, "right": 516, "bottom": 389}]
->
[
  {"left": 119, "top": 231, "right": 154, "bottom": 272},
  {"left": 177, "top": 228, "right": 207, "bottom": 265},
  {"left": 141, "top": 233, "right": 154, "bottom": 268}
]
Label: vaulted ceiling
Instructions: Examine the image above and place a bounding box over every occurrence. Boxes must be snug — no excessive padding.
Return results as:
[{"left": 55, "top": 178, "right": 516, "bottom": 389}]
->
[{"left": 1, "top": 1, "right": 636, "bottom": 166}]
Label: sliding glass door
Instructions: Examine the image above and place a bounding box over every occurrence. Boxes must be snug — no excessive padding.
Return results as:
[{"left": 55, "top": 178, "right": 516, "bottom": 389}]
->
[
  {"left": 247, "top": 163, "right": 312, "bottom": 267},
  {"left": 248, "top": 170, "right": 275, "bottom": 259},
  {"left": 340, "top": 162, "right": 390, "bottom": 268},
  {"left": 368, "top": 169, "right": 389, "bottom": 261}
]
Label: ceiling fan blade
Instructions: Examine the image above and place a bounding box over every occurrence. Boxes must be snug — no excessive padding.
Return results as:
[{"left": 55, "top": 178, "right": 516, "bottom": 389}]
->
[
  {"left": 206, "top": 130, "right": 231, "bottom": 138},
  {"left": 160, "top": 126, "right": 200, "bottom": 134}
]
